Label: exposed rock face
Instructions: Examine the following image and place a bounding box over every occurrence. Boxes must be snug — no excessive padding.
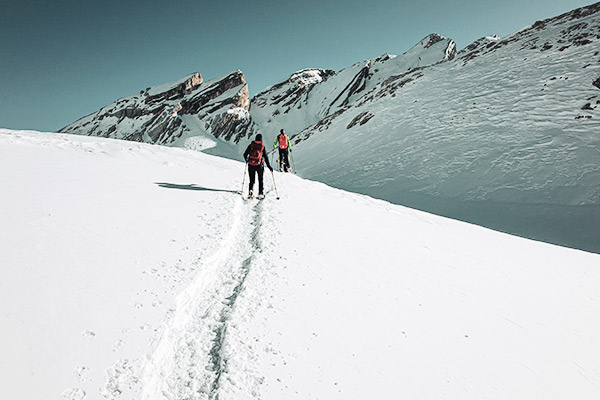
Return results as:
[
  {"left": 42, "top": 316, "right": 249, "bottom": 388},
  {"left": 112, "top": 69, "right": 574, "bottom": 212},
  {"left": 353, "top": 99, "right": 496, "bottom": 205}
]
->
[
  {"left": 346, "top": 111, "right": 374, "bottom": 129},
  {"left": 59, "top": 71, "right": 253, "bottom": 148},
  {"left": 253, "top": 69, "right": 337, "bottom": 111}
]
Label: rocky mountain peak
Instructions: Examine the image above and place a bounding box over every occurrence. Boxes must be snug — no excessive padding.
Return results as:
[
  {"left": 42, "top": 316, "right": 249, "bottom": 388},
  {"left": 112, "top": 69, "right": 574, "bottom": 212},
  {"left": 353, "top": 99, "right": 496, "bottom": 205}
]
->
[
  {"left": 403, "top": 33, "right": 457, "bottom": 63},
  {"left": 146, "top": 72, "right": 204, "bottom": 102},
  {"left": 59, "top": 70, "right": 252, "bottom": 148}
]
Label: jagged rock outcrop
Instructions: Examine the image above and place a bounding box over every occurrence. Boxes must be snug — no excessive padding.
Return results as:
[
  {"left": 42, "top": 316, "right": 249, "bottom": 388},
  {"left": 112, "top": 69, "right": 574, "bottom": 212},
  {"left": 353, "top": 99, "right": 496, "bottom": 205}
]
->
[{"left": 60, "top": 71, "right": 253, "bottom": 149}]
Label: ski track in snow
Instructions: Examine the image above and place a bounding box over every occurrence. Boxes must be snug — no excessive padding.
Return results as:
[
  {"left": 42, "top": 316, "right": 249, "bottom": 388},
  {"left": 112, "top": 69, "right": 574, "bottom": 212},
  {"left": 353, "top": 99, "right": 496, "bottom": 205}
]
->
[{"left": 142, "top": 197, "right": 270, "bottom": 400}]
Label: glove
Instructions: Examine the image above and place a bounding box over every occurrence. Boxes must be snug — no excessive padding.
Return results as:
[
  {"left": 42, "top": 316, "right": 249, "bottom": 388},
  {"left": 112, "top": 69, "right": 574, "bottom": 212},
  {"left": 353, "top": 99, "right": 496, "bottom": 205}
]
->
[
  {"left": 268, "top": 166, "right": 273, "bottom": 172},
  {"left": 289, "top": 148, "right": 292, "bottom": 153}
]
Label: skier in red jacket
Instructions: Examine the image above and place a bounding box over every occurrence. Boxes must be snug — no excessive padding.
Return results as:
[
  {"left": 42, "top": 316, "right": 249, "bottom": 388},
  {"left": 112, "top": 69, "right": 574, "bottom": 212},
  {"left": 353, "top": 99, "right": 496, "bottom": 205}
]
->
[{"left": 244, "top": 134, "right": 273, "bottom": 199}]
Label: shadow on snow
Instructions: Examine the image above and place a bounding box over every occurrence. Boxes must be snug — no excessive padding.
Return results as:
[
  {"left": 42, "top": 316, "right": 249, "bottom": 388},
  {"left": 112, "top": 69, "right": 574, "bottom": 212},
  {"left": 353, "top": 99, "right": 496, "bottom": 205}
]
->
[{"left": 155, "top": 182, "right": 240, "bottom": 194}]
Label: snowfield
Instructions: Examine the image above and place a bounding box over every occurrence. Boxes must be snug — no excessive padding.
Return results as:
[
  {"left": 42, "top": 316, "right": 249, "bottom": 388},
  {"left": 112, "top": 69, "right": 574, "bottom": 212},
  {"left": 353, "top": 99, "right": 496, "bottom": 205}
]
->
[{"left": 1, "top": 129, "right": 599, "bottom": 400}]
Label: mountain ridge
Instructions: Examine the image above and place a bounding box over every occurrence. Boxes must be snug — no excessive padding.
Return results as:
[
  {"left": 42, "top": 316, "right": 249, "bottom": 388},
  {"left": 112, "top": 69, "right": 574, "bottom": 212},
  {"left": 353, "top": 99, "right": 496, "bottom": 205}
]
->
[{"left": 59, "top": 32, "right": 457, "bottom": 148}]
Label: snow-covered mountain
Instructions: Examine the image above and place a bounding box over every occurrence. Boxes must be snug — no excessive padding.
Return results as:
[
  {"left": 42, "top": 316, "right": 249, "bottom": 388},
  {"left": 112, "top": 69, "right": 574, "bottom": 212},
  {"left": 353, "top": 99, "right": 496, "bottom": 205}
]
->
[
  {"left": 2, "top": 128, "right": 600, "bottom": 400},
  {"left": 59, "top": 71, "right": 252, "bottom": 157},
  {"left": 58, "top": 3, "right": 600, "bottom": 253},
  {"left": 249, "top": 33, "right": 456, "bottom": 139},
  {"left": 286, "top": 3, "right": 600, "bottom": 253}
]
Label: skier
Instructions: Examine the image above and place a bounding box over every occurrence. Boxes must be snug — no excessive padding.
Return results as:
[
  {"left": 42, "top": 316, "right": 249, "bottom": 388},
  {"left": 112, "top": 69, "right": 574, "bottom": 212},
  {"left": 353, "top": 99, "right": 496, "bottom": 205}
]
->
[
  {"left": 273, "top": 128, "right": 292, "bottom": 172},
  {"left": 244, "top": 134, "right": 273, "bottom": 199}
]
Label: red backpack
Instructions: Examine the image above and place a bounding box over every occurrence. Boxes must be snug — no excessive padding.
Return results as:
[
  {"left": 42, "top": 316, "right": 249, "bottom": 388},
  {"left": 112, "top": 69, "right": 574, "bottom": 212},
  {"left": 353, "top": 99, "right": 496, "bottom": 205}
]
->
[
  {"left": 278, "top": 134, "right": 288, "bottom": 149},
  {"left": 247, "top": 141, "right": 264, "bottom": 166}
]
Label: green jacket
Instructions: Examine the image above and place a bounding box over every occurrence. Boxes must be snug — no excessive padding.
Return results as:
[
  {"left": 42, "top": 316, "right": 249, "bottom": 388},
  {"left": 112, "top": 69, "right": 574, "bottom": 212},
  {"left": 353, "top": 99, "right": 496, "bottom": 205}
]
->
[{"left": 274, "top": 133, "right": 291, "bottom": 150}]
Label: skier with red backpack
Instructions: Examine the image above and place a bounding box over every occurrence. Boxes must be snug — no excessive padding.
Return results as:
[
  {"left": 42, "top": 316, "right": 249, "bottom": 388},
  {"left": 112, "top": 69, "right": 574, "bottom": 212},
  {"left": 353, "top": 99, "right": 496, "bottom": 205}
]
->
[
  {"left": 273, "top": 128, "right": 292, "bottom": 172},
  {"left": 243, "top": 134, "right": 273, "bottom": 199}
]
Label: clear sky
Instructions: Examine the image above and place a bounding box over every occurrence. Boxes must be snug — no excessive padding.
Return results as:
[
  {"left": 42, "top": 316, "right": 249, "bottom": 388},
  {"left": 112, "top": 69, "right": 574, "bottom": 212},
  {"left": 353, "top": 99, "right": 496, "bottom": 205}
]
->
[{"left": 0, "top": 0, "right": 592, "bottom": 132}]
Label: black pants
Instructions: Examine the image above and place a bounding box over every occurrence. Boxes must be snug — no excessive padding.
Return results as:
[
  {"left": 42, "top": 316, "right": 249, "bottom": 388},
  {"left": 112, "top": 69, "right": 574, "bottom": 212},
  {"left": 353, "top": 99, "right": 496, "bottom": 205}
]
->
[
  {"left": 278, "top": 148, "right": 290, "bottom": 172},
  {"left": 248, "top": 164, "right": 264, "bottom": 194}
]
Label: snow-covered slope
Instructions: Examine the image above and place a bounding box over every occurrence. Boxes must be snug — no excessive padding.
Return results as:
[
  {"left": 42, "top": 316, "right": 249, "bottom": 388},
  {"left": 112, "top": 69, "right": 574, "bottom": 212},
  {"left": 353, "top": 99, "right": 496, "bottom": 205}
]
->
[
  {"left": 289, "top": 3, "right": 600, "bottom": 253},
  {"left": 249, "top": 33, "right": 456, "bottom": 140},
  {"left": 2, "top": 128, "right": 599, "bottom": 400},
  {"left": 59, "top": 71, "right": 252, "bottom": 157}
]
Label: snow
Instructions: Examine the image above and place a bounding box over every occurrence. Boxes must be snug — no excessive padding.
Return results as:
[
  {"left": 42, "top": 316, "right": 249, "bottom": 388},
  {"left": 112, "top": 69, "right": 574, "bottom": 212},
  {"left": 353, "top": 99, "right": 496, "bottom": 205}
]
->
[
  {"left": 146, "top": 73, "right": 200, "bottom": 96},
  {"left": 290, "top": 69, "right": 326, "bottom": 85},
  {"left": 227, "top": 107, "right": 250, "bottom": 119},
  {"left": 249, "top": 34, "right": 456, "bottom": 143},
  {"left": 289, "top": 10, "right": 600, "bottom": 253},
  {"left": 1, "top": 128, "right": 599, "bottom": 400}
]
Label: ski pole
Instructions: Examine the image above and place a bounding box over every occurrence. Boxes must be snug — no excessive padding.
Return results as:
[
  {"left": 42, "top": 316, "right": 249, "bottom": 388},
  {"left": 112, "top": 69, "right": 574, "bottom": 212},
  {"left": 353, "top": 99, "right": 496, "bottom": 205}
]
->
[
  {"left": 270, "top": 148, "right": 281, "bottom": 172},
  {"left": 290, "top": 151, "right": 297, "bottom": 174},
  {"left": 241, "top": 163, "right": 247, "bottom": 196},
  {"left": 270, "top": 170, "right": 280, "bottom": 200}
]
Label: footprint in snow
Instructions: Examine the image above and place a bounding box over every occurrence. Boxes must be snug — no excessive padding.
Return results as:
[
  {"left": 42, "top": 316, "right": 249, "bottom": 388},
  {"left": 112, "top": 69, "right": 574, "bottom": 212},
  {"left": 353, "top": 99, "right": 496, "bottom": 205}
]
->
[{"left": 61, "top": 388, "right": 86, "bottom": 400}]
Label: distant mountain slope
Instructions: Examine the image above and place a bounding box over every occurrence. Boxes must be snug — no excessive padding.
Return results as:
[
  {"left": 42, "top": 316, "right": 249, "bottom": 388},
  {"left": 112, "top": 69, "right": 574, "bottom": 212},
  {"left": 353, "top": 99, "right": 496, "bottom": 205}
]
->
[
  {"left": 2, "top": 128, "right": 599, "bottom": 400},
  {"left": 249, "top": 33, "right": 456, "bottom": 139},
  {"left": 289, "top": 2, "right": 600, "bottom": 252}
]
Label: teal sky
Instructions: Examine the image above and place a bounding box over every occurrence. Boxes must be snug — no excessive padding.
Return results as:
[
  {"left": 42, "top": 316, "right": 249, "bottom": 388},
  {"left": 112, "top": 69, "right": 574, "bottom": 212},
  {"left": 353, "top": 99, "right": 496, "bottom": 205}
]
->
[{"left": 0, "top": 0, "right": 592, "bottom": 131}]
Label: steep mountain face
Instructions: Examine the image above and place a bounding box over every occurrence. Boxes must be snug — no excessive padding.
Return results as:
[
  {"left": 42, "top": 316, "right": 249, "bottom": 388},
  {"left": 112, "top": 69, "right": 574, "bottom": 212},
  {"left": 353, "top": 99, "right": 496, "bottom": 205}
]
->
[
  {"left": 289, "top": 2, "right": 600, "bottom": 252},
  {"left": 59, "top": 71, "right": 253, "bottom": 154},
  {"left": 249, "top": 33, "right": 457, "bottom": 140}
]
